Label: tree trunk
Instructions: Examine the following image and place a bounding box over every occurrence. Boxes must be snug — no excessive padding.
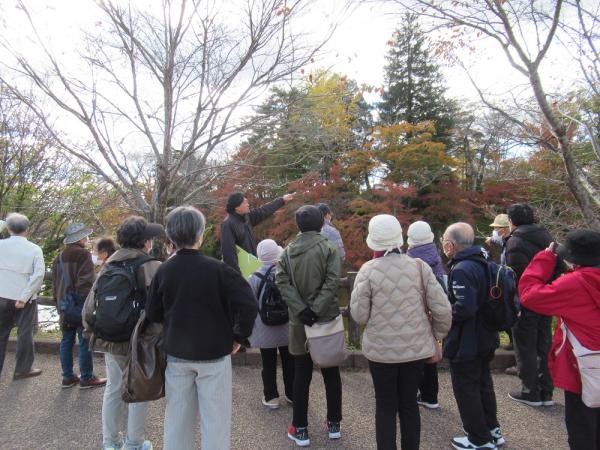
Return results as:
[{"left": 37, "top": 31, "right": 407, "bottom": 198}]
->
[{"left": 529, "top": 69, "right": 600, "bottom": 231}]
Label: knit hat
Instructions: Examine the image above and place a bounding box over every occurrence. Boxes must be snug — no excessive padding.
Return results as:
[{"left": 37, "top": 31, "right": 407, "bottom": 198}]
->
[
  {"left": 556, "top": 229, "right": 600, "bottom": 267},
  {"left": 295, "top": 205, "right": 324, "bottom": 232},
  {"left": 63, "top": 223, "right": 93, "bottom": 245},
  {"left": 366, "top": 214, "right": 404, "bottom": 252},
  {"left": 407, "top": 221, "right": 434, "bottom": 247},
  {"left": 257, "top": 239, "right": 283, "bottom": 265},
  {"left": 226, "top": 192, "right": 245, "bottom": 214},
  {"left": 490, "top": 214, "right": 509, "bottom": 228}
]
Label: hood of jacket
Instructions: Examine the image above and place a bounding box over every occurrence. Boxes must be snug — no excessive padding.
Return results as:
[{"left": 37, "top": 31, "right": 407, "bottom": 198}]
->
[
  {"left": 106, "top": 247, "right": 150, "bottom": 263},
  {"left": 287, "top": 231, "right": 328, "bottom": 258},
  {"left": 408, "top": 242, "right": 439, "bottom": 261},
  {"left": 510, "top": 224, "right": 552, "bottom": 250},
  {"left": 449, "top": 245, "right": 489, "bottom": 266}
]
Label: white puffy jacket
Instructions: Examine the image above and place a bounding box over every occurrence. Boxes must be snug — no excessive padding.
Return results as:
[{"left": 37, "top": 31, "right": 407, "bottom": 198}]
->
[{"left": 350, "top": 253, "right": 452, "bottom": 364}]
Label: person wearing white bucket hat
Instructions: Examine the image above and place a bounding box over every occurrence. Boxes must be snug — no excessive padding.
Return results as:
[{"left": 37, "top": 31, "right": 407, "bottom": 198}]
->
[
  {"left": 407, "top": 220, "right": 448, "bottom": 412},
  {"left": 351, "top": 214, "right": 451, "bottom": 450},
  {"left": 248, "top": 239, "right": 294, "bottom": 410},
  {"left": 52, "top": 222, "right": 106, "bottom": 389},
  {"left": 365, "top": 214, "right": 404, "bottom": 254}
]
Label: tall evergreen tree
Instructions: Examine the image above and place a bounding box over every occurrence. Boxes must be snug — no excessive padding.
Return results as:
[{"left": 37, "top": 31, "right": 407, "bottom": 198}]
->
[{"left": 378, "top": 13, "right": 455, "bottom": 140}]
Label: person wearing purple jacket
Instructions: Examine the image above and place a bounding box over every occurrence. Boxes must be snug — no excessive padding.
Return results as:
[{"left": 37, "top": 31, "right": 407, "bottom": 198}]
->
[{"left": 407, "top": 221, "right": 448, "bottom": 410}]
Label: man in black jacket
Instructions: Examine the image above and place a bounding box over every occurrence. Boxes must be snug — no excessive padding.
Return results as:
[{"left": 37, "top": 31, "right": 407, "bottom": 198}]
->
[
  {"left": 442, "top": 223, "right": 503, "bottom": 450},
  {"left": 505, "top": 203, "right": 556, "bottom": 407},
  {"left": 220, "top": 192, "right": 295, "bottom": 273}
]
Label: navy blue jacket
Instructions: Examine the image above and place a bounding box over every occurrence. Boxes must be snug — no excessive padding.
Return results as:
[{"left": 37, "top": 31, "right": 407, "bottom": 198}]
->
[{"left": 443, "top": 246, "right": 499, "bottom": 362}]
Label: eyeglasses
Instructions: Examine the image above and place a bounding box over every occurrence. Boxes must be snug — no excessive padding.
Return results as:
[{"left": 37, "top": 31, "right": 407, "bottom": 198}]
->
[{"left": 439, "top": 237, "right": 455, "bottom": 245}]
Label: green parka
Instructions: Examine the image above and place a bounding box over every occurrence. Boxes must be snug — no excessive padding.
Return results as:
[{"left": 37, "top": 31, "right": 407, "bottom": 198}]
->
[{"left": 276, "top": 231, "right": 341, "bottom": 355}]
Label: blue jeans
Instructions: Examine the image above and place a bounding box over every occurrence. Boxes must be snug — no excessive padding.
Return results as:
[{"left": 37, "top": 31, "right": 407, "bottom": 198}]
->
[{"left": 60, "top": 327, "right": 93, "bottom": 381}]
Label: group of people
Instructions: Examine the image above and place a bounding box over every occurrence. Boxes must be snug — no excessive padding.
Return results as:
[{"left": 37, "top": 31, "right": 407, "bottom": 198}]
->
[{"left": 0, "top": 194, "right": 598, "bottom": 450}]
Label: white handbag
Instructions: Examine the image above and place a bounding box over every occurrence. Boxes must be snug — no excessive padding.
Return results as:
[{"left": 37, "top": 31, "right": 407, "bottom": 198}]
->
[
  {"left": 304, "top": 314, "right": 348, "bottom": 368},
  {"left": 561, "top": 322, "right": 600, "bottom": 408}
]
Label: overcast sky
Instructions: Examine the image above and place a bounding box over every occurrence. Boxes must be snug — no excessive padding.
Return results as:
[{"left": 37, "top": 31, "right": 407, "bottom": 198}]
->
[
  {"left": 0, "top": 0, "right": 584, "bottom": 157},
  {"left": 1, "top": 0, "right": 579, "bottom": 100}
]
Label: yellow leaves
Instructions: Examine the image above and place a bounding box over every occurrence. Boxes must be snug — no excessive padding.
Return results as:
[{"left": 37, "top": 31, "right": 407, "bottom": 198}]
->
[{"left": 305, "top": 72, "right": 362, "bottom": 142}]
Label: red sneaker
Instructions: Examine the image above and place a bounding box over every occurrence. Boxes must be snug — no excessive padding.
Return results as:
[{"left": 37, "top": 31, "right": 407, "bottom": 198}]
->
[
  {"left": 287, "top": 425, "right": 310, "bottom": 447},
  {"left": 79, "top": 375, "right": 107, "bottom": 389}
]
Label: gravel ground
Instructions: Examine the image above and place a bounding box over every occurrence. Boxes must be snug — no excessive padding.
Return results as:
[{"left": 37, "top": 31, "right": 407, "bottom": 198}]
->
[{"left": 0, "top": 353, "right": 569, "bottom": 450}]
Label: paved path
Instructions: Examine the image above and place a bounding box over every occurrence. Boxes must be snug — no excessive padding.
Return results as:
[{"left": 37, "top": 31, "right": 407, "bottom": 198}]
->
[{"left": 0, "top": 353, "right": 568, "bottom": 450}]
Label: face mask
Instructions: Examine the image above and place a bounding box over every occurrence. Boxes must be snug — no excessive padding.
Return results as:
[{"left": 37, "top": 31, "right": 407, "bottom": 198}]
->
[
  {"left": 490, "top": 229, "right": 503, "bottom": 245},
  {"left": 91, "top": 254, "right": 100, "bottom": 266}
]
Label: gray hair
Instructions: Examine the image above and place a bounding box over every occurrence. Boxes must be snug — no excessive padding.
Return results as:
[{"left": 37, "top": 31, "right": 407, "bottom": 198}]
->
[
  {"left": 6, "top": 213, "right": 30, "bottom": 235},
  {"left": 445, "top": 222, "right": 474, "bottom": 248},
  {"left": 166, "top": 206, "right": 205, "bottom": 249}
]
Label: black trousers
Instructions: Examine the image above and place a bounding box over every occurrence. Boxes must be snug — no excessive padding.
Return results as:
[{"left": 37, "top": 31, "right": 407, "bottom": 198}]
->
[
  {"left": 450, "top": 355, "right": 499, "bottom": 446},
  {"left": 513, "top": 307, "right": 553, "bottom": 397},
  {"left": 418, "top": 362, "right": 438, "bottom": 404},
  {"left": 292, "top": 353, "right": 342, "bottom": 428},
  {"left": 0, "top": 299, "right": 36, "bottom": 376},
  {"left": 565, "top": 391, "right": 600, "bottom": 450},
  {"left": 260, "top": 346, "right": 294, "bottom": 401},
  {"left": 369, "top": 359, "right": 424, "bottom": 450}
]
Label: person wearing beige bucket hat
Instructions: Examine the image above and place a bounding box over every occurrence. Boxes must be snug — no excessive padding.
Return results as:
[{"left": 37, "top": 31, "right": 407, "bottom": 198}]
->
[
  {"left": 485, "top": 214, "right": 510, "bottom": 256},
  {"left": 485, "top": 213, "right": 515, "bottom": 355}
]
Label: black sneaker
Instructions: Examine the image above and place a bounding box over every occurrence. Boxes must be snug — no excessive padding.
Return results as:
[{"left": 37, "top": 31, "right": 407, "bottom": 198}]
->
[
  {"left": 508, "top": 390, "right": 542, "bottom": 407},
  {"left": 417, "top": 394, "right": 440, "bottom": 409},
  {"left": 540, "top": 392, "right": 554, "bottom": 406},
  {"left": 287, "top": 425, "right": 310, "bottom": 447},
  {"left": 326, "top": 421, "right": 341, "bottom": 439}
]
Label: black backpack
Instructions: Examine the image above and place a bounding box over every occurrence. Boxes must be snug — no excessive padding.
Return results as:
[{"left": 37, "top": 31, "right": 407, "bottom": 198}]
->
[
  {"left": 254, "top": 266, "right": 288, "bottom": 326},
  {"left": 92, "top": 256, "right": 154, "bottom": 342},
  {"left": 472, "top": 256, "right": 519, "bottom": 331}
]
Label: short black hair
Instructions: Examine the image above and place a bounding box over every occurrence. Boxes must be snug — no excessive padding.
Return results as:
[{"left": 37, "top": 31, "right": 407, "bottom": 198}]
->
[
  {"left": 116, "top": 216, "right": 149, "bottom": 249},
  {"left": 226, "top": 192, "right": 245, "bottom": 214},
  {"left": 316, "top": 203, "right": 332, "bottom": 216},
  {"left": 96, "top": 237, "right": 117, "bottom": 256},
  {"left": 508, "top": 203, "right": 535, "bottom": 226}
]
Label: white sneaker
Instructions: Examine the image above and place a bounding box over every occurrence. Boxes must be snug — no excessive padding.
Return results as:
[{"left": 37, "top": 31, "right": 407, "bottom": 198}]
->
[
  {"left": 262, "top": 396, "right": 280, "bottom": 409},
  {"left": 490, "top": 427, "right": 505, "bottom": 446},
  {"left": 417, "top": 399, "right": 440, "bottom": 409},
  {"left": 451, "top": 435, "right": 497, "bottom": 449}
]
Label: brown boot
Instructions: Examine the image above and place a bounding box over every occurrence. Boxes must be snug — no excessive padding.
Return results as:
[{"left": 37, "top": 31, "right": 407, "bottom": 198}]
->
[{"left": 13, "top": 369, "right": 42, "bottom": 380}]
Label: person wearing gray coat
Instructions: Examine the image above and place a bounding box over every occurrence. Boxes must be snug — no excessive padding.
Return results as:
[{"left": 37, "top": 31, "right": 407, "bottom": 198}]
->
[
  {"left": 248, "top": 239, "right": 294, "bottom": 410},
  {"left": 317, "top": 203, "right": 345, "bottom": 262}
]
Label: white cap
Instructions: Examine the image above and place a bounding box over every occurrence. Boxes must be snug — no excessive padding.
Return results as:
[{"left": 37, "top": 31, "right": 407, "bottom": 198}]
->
[
  {"left": 366, "top": 214, "right": 404, "bottom": 252},
  {"left": 257, "top": 239, "right": 283, "bottom": 265},
  {"left": 407, "top": 221, "right": 434, "bottom": 247}
]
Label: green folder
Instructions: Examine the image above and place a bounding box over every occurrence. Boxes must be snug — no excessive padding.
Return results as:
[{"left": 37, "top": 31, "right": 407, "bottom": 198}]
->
[{"left": 237, "top": 245, "right": 262, "bottom": 279}]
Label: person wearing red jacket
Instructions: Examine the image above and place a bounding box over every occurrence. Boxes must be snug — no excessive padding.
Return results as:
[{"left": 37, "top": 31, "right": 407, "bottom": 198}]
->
[{"left": 519, "top": 229, "right": 600, "bottom": 450}]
